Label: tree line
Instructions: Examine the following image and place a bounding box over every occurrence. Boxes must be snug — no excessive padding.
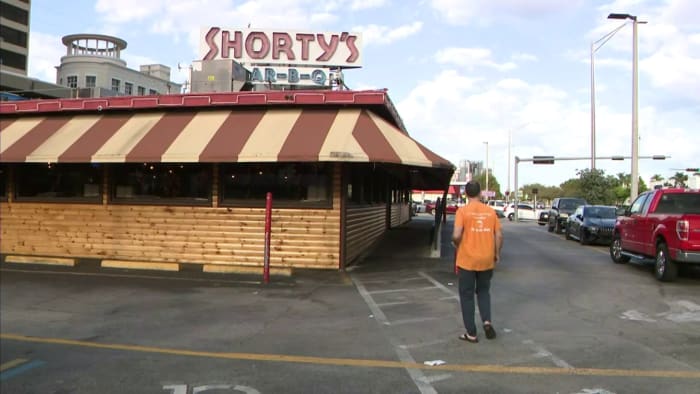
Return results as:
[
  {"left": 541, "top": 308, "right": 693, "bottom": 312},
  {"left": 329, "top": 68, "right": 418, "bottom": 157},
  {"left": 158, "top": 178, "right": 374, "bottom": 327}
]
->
[{"left": 474, "top": 170, "right": 690, "bottom": 206}]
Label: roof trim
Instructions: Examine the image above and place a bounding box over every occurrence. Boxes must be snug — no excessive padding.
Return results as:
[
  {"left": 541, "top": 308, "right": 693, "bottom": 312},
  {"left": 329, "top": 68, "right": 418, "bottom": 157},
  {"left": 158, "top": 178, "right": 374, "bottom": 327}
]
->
[{"left": 1, "top": 89, "right": 408, "bottom": 134}]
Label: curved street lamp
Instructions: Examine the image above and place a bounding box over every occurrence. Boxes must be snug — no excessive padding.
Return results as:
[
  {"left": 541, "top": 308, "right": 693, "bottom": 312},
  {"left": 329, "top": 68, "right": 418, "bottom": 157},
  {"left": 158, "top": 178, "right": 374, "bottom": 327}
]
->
[
  {"left": 591, "top": 22, "right": 628, "bottom": 170},
  {"left": 607, "top": 12, "right": 648, "bottom": 201}
]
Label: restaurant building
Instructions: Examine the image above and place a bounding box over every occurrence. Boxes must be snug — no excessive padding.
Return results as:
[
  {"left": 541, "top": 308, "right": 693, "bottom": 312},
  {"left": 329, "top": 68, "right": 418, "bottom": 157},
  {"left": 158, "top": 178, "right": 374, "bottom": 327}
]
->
[{"left": 0, "top": 90, "right": 454, "bottom": 274}]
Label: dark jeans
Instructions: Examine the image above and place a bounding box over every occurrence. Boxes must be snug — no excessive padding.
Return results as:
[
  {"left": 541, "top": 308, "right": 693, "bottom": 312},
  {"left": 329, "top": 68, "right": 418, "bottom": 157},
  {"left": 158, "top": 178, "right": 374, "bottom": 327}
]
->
[{"left": 458, "top": 268, "right": 493, "bottom": 336}]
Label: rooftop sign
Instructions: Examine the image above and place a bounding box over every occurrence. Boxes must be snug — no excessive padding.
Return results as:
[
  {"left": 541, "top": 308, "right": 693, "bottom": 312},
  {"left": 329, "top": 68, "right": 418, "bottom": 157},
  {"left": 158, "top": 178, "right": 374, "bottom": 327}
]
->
[{"left": 200, "top": 28, "right": 362, "bottom": 68}]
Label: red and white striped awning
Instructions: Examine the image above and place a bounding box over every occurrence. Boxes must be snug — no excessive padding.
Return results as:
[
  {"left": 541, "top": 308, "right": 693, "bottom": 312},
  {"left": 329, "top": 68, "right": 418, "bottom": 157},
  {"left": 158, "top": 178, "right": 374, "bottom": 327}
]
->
[{"left": 1, "top": 108, "right": 452, "bottom": 168}]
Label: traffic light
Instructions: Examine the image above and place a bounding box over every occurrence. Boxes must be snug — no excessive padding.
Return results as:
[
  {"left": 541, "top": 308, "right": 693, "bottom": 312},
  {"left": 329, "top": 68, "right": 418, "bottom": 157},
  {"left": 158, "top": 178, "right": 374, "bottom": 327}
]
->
[{"left": 533, "top": 156, "right": 555, "bottom": 164}]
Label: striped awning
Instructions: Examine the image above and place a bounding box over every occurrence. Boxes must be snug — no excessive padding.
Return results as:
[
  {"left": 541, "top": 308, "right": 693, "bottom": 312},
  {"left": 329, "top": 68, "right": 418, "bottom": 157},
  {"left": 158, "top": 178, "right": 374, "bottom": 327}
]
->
[{"left": 0, "top": 108, "right": 452, "bottom": 168}]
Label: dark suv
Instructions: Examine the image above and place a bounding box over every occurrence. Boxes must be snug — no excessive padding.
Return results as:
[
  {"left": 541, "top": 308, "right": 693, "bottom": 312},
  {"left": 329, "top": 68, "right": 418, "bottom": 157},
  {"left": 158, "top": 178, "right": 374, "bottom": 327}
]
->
[{"left": 547, "top": 197, "right": 587, "bottom": 233}]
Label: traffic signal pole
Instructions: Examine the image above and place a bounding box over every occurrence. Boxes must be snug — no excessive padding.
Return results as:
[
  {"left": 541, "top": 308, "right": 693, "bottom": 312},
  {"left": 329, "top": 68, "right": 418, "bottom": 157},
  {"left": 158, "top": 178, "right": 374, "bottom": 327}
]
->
[{"left": 512, "top": 154, "right": 668, "bottom": 221}]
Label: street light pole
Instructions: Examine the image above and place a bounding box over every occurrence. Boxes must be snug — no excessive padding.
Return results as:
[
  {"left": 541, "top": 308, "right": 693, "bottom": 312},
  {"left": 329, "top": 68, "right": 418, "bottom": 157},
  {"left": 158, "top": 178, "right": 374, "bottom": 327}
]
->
[
  {"left": 483, "top": 141, "right": 489, "bottom": 199},
  {"left": 507, "top": 130, "right": 511, "bottom": 201},
  {"left": 591, "top": 21, "right": 628, "bottom": 172},
  {"left": 608, "top": 13, "right": 646, "bottom": 200},
  {"left": 590, "top": 42, "right": 596, "bottom": 170},
  {"left": 631, "top": 17, "right": 640, "bottom": 200}
]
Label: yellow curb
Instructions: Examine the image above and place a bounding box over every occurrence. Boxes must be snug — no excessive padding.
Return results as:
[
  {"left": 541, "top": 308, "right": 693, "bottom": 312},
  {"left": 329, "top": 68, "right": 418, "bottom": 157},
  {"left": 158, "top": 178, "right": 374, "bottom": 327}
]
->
[
  {"left": 4, "top": 255, "right": 75, "bottom": 267},
  {"left": 101, "top": 260, "right": 179, "bottom": 271},
  {"left": 203, "top": 264, "right": 292, "bottom": 276}
]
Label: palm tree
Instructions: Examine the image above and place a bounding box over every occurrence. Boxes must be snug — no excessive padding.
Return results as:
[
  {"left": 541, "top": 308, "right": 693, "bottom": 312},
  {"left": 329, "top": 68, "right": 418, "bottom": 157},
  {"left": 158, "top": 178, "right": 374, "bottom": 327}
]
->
[
  {"left": 650, "top": 174, "right": 663, "bottom": 182},
  {"left": 669, "top": 172, "right": 688, "bottom": 188}
]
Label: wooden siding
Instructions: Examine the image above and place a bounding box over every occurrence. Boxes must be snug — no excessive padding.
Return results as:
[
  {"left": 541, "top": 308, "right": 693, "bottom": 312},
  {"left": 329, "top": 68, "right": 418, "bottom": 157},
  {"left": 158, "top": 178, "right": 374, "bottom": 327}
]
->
[
  {"left": 0, "top": 167, "right": 342, "bottom": 270},
  {"left": 390, "top": 203, "right": 410, "bottom": 228},
  {"left": 344, "top": 204, "right": 387, "bottom": 265}
]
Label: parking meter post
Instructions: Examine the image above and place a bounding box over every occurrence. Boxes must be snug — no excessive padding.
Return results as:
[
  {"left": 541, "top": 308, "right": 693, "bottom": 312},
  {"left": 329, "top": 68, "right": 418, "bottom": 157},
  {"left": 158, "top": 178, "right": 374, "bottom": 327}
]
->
[{"left": 263, "top": 192, "right": 272, "bottom": 284}]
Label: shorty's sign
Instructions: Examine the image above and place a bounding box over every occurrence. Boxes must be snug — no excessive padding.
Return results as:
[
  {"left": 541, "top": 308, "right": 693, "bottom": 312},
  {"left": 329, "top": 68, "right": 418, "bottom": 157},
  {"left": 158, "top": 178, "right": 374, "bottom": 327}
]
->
[
  {"left": 200, "top": 28, "right": 362, "bottom": 68},
  {"left": 250, "top": 67, "right": 331, "bottom": 86}
]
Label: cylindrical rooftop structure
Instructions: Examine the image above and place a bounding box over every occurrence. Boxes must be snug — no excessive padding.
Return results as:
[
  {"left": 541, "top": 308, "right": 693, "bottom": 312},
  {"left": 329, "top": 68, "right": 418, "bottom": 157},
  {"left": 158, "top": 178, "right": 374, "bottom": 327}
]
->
[{"left": 62, "top": 34, "right": 128, "bottom": 60}]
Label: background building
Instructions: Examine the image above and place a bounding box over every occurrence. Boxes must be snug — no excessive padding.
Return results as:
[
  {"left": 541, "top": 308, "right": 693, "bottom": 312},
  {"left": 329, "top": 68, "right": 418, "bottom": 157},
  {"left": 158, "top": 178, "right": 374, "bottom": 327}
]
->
[
  {"left": 0, "top": 0, "right": 70, "bottom": 99},
  {"left": 56, "top": 33, "right": 181, "bottom": 98}
]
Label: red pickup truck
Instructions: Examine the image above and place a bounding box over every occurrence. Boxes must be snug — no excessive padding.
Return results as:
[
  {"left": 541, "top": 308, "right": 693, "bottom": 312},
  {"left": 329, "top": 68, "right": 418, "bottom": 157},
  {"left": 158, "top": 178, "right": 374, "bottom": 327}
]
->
[{"left": 610, "top": 188, "right": 700, "bottom": 281}]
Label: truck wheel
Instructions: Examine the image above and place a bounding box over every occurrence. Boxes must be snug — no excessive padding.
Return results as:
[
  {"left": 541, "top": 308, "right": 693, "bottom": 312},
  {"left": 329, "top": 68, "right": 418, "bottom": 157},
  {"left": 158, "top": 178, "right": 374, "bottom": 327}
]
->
[
  {"left": 654, "top": 242, "right": 678, "bottom": 282},
  {"left": 547, "top": 219, "right": 554, "bottom": 232},
  {"left": 564, "top": 226, "right": 571, "bottom": 240},
  {"left": 579, "top": 228, "right": 588, "bottom": 245},
  {"left": 609, "top": 235, "right": 630, "bottom": 263}
]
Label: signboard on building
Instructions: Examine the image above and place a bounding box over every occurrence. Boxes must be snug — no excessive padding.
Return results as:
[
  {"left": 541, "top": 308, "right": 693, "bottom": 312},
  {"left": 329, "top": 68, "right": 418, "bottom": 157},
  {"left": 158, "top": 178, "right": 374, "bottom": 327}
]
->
[
  {"left": 249, "top": 66, "right": 333, "bottom": 87},
  {"left": 200, "top": 28, "right": 363, "bottom": 68}
]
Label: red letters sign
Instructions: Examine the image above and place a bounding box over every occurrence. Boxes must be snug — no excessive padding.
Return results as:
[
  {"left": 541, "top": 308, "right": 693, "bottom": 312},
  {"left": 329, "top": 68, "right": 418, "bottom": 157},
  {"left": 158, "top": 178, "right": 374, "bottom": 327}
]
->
[{"left": 200, "top": 28, "right": 363, "bottom": 68}]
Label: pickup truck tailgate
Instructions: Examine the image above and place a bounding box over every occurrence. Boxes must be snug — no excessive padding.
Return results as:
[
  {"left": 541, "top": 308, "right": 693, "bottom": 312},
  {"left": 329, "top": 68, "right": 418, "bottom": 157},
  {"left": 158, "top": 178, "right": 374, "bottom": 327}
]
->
[{"left": 683, "top": 214, "right": 700, "bottom": 247}]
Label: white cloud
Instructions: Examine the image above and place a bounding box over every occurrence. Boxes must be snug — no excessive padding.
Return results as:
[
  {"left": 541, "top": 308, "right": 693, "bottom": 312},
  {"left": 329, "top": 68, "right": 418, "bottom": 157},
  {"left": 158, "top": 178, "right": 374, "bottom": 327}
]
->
[
  {"left": 353, "top": 22, "right": 423, "bottom": 45},
  {"left": 27, "top": 32, "right": 63, "bottom": 83},
  {"left": 350, "top": 0, "right": 389, "bottom": 11},
  {"left": 511, "top": 53, "right": 538, "bottom": 62},
  {"left": 435, "top": 48, "right": 517, "bottom": 71},
  {"left": 395, "top": 66, "right": 689, "bottom": 187},
  {"left": 496, "top": 78, "right": 529, "bottom": 90},
  {"left": 430, "top": 0, "right": 583, "bottom": 25},
  {"left": 591, "top": 0, "right": 700, "bottom": 102}
]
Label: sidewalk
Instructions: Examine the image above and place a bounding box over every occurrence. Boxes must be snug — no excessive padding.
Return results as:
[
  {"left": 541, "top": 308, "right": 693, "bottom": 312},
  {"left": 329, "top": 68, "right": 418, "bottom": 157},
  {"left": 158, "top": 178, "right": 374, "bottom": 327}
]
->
[{"left": 346, "top": 214, "right": 455, "bottom": 275}]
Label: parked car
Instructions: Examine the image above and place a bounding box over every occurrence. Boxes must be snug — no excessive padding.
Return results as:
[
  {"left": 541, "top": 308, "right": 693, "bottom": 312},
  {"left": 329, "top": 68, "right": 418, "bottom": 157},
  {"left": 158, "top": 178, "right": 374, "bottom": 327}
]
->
[
  {"left": 610, "top": 188, "right": 700, "bottom": 281},
  {"left": 504, "top": 203, "right": 539, "bottom": 221},
  {"left": 412, "top": 201, "right": 425, "bottom": 213},
  {"left": 547, "top": 197, "right": 588, "bottom": 233},
  {"left": 487, "top": 200, "right": 506, "bottom": 215},
  {"left": 425, "top": 201, "right": 460, "bottom": 215},
  {"left": 565, "top": 205, "right": 617, "bottom": 245}
]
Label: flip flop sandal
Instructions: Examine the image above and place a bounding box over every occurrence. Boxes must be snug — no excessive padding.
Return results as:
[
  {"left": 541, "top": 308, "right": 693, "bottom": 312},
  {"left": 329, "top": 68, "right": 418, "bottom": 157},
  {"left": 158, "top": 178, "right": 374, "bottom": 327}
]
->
[
  {"left": 459, "top": 333, "right": 478, "bottom": 343},
  {"left": 484, "top": 324, "right": 497, "bottom": 339}
]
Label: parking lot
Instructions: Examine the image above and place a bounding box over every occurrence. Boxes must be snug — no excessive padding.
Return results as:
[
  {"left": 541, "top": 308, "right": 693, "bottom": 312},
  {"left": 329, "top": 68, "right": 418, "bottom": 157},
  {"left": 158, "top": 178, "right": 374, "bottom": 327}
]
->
[{"left": 2, "top": 215, "right": 700, "bottom": 393}]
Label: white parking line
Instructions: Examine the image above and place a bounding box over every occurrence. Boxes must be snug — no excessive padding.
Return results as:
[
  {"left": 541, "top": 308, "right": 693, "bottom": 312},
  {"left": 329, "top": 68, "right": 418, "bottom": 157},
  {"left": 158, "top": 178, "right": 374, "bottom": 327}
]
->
[
  {"left": 400, "top": 339, "right": 450, "bottom": 350},
  {"left": 388, "top": 317, "right": 441, "bottom": 326},
  {"left": 419, "top": 373, "right": 453, "bottom": 383},
  {"left": 522, "top": 339, "right": 573, "bottom": 369},
  {"left": 367, "top": 286, "right": 437, "bottom": 295},
  {"left": 359, "top": 276, "right": 425, "bottom": 285},
  {"left": 376, "top": 301, "right": 413, "bottom": 307},
  {"left": 352, "top": 276, "right": 438, "bottom": 394},
  {"left": 418, "top": 272, "right": 459, "bottom": 300}
]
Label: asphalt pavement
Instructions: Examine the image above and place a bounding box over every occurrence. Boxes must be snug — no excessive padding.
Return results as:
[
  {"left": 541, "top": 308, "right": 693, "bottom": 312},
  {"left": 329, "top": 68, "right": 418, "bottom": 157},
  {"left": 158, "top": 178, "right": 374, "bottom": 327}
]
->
[{"left": 2, "top": 214, "right": 699, "bottom": 394}]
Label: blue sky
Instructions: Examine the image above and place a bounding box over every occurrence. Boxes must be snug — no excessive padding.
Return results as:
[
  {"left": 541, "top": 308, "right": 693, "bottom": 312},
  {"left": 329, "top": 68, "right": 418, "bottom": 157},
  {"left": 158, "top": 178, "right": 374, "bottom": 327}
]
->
[{"left": 27, "top": 0, "right": 699, "bottom": 191}]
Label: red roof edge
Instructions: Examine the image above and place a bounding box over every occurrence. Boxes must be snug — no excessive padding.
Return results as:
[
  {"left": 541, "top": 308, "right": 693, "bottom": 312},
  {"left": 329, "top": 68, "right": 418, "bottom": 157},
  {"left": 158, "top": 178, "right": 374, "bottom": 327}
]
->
[{"left": 0, "top": 89, "right": 386, "bottom": 114}]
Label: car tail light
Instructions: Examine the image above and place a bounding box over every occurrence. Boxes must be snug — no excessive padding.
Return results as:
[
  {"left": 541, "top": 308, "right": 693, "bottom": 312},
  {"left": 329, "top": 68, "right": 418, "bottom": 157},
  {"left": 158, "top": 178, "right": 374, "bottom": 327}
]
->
[{"left": 677, "top": 220, "right": 689, "bottom": 241}]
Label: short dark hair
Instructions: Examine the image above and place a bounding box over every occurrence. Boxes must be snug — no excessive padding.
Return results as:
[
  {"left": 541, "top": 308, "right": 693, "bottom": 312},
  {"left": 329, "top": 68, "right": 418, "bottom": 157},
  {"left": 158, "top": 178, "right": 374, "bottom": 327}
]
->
[{"left": 465, "top": 181, "right": 481, "bottom": 197}]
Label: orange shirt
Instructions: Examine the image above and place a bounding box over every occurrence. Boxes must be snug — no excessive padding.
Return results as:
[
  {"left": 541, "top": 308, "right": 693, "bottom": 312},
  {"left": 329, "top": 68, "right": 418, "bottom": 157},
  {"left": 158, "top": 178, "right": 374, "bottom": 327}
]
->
[{"left": 454, "top": 201, "right": 501, "bottom": 271}]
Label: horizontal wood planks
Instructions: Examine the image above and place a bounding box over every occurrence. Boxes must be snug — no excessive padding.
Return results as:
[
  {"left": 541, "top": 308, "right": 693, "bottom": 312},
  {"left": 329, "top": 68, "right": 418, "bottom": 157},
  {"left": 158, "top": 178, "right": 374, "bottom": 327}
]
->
[
  {"left": 390, "top": 203, "right": 410, "bottom": 228},
  {"left": 344, "top": 204, "right": 386, "bottom": 264},
  {"left": 0, "top": 168, "right": 343, "bottom": 270}
]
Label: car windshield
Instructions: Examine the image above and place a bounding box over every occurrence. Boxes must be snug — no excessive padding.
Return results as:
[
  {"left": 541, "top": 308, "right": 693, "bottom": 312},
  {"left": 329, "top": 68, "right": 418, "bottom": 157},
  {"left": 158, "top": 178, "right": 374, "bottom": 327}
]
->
[
  {"left": 585, "top": 206, "right": 617, "bottom": 219},
  {"left": 560, "top": 199, "right": 586, "bottom": 210}
]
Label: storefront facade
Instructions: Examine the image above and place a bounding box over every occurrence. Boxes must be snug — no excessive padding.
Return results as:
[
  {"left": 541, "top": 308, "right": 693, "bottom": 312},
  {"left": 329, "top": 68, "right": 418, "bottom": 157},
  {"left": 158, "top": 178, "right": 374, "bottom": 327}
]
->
[{"left": 0, "top": 90, "right": 453, "bottom": 273}]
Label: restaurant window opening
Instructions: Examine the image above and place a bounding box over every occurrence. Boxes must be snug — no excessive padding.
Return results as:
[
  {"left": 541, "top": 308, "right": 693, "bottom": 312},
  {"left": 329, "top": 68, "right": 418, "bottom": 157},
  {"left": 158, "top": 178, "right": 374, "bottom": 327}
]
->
[
  {"left": 110, "top": 163, "right": 212, "bottom": 205},
  {"left": 220, "top": 163, "right": 331, "bottom": 208},
  {"left": 14, "top": 163, "right": 102, "bottom": 202}
]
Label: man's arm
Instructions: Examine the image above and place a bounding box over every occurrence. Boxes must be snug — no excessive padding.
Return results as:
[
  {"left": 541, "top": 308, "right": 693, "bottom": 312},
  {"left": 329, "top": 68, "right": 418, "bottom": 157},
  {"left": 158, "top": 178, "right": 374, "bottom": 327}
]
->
[
  {"left": 452, "top": 225, "right": 463, "bottom": 247},
  {"left": 494, "top": 228, "right": 503, "bottom": 262}
]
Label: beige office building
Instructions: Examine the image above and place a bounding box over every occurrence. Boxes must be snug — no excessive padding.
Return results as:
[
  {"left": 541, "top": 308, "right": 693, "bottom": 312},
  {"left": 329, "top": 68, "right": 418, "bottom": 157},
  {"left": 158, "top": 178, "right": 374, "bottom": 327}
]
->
[{"left": 56, "top": 33, "right": 182, "bottom": 98}]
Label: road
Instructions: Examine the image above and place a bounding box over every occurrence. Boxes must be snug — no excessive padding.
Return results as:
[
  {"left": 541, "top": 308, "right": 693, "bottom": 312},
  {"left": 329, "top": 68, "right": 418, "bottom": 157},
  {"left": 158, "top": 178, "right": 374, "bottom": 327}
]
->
[{"left": 2, "top": 216, "right": 699, "bottom": 393}]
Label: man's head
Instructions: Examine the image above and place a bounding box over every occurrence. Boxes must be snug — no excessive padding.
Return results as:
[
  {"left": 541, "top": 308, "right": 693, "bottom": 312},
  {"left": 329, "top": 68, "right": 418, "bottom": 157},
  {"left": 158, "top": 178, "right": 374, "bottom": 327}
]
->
[{"left": 465, "top": 181, "right": 481, "bottom": 198}]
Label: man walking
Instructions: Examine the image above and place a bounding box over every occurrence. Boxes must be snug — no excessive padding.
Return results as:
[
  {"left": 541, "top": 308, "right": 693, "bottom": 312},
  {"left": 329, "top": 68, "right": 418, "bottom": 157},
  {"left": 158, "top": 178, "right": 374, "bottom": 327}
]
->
[{"left": 452, "top": 181, "right": 503, "bottom": 343}]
